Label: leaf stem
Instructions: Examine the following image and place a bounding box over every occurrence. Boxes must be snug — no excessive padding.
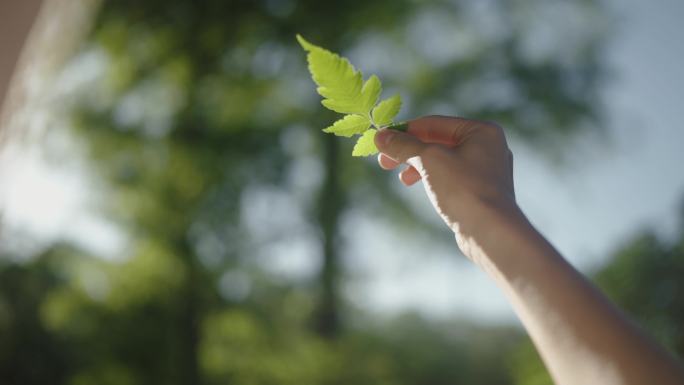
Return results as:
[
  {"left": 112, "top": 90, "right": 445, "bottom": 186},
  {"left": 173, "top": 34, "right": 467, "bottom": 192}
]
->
[
  {"left": 384, "top": 121, "right": 408, "bottom": 132},
  {"left": 368, "top": 112, "right": 378, "bottom": 130}
]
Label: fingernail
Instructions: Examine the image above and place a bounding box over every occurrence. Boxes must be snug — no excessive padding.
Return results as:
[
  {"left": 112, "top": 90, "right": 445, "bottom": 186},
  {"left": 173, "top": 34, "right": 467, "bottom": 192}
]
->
[{"left": 375, "top": 129, "right": 396, "bottom": 147}]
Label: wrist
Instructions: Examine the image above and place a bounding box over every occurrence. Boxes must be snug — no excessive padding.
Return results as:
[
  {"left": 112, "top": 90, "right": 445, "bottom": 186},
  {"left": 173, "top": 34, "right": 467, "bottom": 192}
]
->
[
  {"left": 451, "top": 193, "right": 522, "bottom": 237},
  {"left": 451, "top": 196, "right": 533, "bottom": 268}
]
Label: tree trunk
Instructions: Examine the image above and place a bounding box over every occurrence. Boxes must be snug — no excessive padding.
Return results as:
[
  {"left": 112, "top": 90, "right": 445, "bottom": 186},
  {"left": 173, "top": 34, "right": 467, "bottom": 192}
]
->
[
  {"left": 314, "top": 135, "right": 344, "bottom": 339},
  {"left": 178, "top": 240, "right": 201, "bottom": 385}
]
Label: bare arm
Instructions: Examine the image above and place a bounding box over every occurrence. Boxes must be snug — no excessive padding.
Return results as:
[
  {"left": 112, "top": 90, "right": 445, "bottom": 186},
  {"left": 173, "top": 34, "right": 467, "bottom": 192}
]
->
[
  {"left": 0, "top": 0, "right": 44, "bottom": 110},
  {"left": 374, "top": 116, "right": 684, "bottom": 385}
]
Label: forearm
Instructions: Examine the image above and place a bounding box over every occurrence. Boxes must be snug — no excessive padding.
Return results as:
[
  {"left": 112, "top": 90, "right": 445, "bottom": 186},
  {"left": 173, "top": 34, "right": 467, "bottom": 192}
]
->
[
  {"left": 0, "top": 0, "right": 44, "bottom": 109},
  {"left": 466, "top": 202, "right": 684, "bottom": 385}
]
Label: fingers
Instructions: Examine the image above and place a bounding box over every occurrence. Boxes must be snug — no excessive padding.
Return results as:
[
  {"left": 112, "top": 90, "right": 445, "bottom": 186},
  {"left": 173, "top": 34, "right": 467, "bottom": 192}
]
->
[
  {"left": 375, "top": 117, "right": 473, "bottom": 187},
  {"left": 374, "top": 129, "right": 428, "bottom": 164},
  {"left": 378, "top": 149, "right": 421, "bottom": 186},
  {"left": 399, "top": 166, "right": 421, "bottom": 186},
  {"left": 377, "top": 143, "right": 421, "bottom": 186},
  {"left": 377, "top": 153, "right": 400, "bottom": 170},
  {"left": 406, "top": 115, "right": 476, "bottom": 146}
]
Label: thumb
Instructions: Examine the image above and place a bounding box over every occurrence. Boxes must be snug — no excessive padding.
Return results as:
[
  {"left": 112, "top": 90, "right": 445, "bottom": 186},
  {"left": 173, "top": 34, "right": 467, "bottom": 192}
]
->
[{"left": 375, "top": 128, "right": 427, "bottom": 163}]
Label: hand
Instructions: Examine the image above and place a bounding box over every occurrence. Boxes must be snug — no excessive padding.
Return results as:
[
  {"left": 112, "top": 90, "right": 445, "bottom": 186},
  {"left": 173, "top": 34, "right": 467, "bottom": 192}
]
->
[
  {"left": 377, "top": 116, "right": 684, "bottom": 385},
  {"left": 375, "top": 115, "right": 519, "bottom": 261}
]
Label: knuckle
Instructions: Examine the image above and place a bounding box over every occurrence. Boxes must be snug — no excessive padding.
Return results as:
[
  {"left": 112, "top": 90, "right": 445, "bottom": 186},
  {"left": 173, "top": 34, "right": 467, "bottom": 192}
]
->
[{"left": 480, "top": 121, "right": 508, "bottom": 143}]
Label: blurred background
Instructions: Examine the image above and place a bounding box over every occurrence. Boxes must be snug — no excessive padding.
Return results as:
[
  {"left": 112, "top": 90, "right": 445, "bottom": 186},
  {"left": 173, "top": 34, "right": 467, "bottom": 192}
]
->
[{"left": 0, "top": 0, "right": 683, "bottom": 384}]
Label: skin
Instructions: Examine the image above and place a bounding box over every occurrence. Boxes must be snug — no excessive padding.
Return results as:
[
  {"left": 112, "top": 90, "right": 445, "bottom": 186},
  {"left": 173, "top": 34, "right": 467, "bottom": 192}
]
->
[{"left": 374, "top": 116, "right": 684, "bottom": 385}]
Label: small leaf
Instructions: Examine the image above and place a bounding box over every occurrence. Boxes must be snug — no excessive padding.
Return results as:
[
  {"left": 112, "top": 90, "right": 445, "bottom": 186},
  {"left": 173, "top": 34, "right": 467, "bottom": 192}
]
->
[
  {"left": 297, "top": 34, "right": 366, "bottom": 115},
  {"left": 321, "top": 99, "right": 364, "bottom": 115},
  {"left": 323, "top": 115, "right": 371, "bottom": 137},
  {"left": 372, "top": 94, "right": 402, "bottom": 127},
  {"left": 296, "top": 34, "right": 317, "bottom": 51},
  {"left": 352, "top": 129, "right": 378, "bottom": 157},
  {"left": 360, "top": 75, "right": 382, "bottom": 114}
]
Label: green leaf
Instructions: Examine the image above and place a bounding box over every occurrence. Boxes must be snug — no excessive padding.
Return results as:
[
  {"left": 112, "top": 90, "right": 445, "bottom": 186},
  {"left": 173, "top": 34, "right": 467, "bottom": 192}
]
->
[
  {"left": 360, "top": 75, "right": 382, "bottom": 113},
  {"left": 297, "top": 34, "right": 403, "bottom": 157},
  {"left": 297, "top": 34, "right": 368, "bottom": 115},
  {"left": 372, "top": 94, "right": 402, "bottom": 127},
  {"left": 321, "top": 99, "right": 363, "bottom": 115},
  {"left": 323, "top": 115, "right": 371, "bottom": 137},
  {"left": 352, "top": 129, "right": 378, "bottom": 157}
]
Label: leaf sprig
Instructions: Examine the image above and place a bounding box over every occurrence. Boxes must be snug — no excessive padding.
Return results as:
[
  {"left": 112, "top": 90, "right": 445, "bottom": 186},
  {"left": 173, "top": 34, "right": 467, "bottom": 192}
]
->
[{"left": 297, "top": 34, "right": 403, "bottom": 156}]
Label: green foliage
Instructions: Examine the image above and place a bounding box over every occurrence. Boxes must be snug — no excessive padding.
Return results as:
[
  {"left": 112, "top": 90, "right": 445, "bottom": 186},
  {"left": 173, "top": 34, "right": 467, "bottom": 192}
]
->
[
  {"left": 297, "top": 34, "right": 402, "bottom": 157},
  {"left": 323, "top": 114, "right": 371, "bottom": 137},
  {"left": 0, "top": 246, "right": 527, "bottom": 385},
  {"left": 372, "top": 95, "right": 402, "bottom": 128},
  {"left": 352, "top": 129, "right": 378, "bottom": 157}
]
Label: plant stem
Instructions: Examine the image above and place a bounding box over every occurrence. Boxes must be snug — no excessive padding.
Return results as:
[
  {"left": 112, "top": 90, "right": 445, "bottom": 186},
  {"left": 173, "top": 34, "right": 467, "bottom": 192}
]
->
[{"left": 384, "top": 121, "right": 408, "bottom": 132}]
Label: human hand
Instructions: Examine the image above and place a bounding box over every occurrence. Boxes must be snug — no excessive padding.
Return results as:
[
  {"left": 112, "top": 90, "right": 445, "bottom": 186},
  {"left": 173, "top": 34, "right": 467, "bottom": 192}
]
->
[
  {"left": 375, "top": 116, "right": 520, "bottom": 260},
  {"left": 378, "top": 117, "right": 684, "bottom": 385}
]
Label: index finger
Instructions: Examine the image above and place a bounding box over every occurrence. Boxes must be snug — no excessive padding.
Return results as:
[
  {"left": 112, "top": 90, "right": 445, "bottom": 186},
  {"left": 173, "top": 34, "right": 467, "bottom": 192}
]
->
[{"left": 406, "top": 115, "right": 478, "bottom": 146}]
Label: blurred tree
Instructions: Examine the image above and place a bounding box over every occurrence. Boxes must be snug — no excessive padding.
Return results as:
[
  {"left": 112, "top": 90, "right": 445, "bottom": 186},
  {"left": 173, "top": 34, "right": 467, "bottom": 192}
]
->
[
  {"left": 0, "top": 247, "right": 71, "bottom": 385},
  {"left": 1, "top": 241, "right": 529, "bottom": 385},
  {"left": 1, "top": 0, "right": 611, "bottom": 384}
]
